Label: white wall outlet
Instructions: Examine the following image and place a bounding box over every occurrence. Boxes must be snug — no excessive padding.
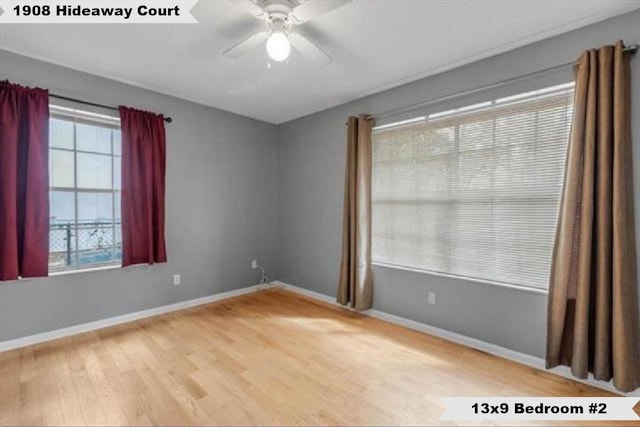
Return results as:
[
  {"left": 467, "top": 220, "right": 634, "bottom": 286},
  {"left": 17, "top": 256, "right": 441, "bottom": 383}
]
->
[
  {"left": 428, "top": 291, "right": 436, "bottom": 305},
  {"left": 173, "top": 274, "right": 181, "bottom": 286},
  {"left": 251, "top": 260, "right": 258, "bottom": 269}
]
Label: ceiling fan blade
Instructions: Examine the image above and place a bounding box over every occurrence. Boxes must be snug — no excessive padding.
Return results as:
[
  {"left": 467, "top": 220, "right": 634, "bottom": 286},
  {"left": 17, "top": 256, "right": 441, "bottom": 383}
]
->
[
  {"left": 223, "top": 32, "right": 268, "bottom": 58},
  {"left": 291, "top": 0, "right": 352, "bottom": 24},
  {"left": 229, "top": 0, "right": 265, "bottom": 18},
  {"left": 289, "top": 32, "right": 332, "bottom": 66}
]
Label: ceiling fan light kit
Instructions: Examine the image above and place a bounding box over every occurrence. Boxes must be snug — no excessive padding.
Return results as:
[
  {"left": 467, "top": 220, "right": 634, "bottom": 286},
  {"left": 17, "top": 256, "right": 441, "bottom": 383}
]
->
[
  {"left": 223, "top": 0, "right": 353, "bottom": 66},
  {"left": 266, "top": 31, "right": 291, "bottom": 62}
]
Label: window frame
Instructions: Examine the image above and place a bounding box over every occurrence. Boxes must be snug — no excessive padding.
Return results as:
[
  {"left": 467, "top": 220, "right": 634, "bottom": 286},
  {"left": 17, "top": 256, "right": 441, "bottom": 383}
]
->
[
  {"left": 48, "top": 105, "right": 123, "bottom": 274},
  {"left": 370, "top": 82, "right": 575, "bottom": 293}
]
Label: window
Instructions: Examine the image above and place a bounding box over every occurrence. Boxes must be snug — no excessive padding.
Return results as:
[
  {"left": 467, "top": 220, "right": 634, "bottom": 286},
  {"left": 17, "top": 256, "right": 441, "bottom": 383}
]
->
[
  {"left": 372, "top": 82, "right": 574, "bottom": 289},
  {"left": 48, "top": 106, "right": 122, "bottom": 273}
]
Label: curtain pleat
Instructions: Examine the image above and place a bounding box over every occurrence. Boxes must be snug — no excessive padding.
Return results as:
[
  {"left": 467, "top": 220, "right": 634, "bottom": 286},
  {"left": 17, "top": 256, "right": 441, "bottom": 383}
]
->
[
  {"left": 338, "top": 115, "right": 374, "bottom": 311},
  {"left": 0, "top": 81, "right": 50, "bottom": 281},
  {"left": 119, "top": 106, "right": 167, "bottom": 267},
  {"left": 546, "top": 41, "right": 639, "bottom": 392}
]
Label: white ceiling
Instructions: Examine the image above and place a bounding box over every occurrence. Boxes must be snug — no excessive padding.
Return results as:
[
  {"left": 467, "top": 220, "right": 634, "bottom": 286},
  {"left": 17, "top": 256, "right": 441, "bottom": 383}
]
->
[{"left": 1, "top": 0, "right": 638, "bottom": 124}]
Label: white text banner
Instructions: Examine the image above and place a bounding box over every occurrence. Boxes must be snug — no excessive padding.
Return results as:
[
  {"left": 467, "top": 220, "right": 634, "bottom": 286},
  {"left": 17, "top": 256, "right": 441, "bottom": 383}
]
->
[
  {"left": 0, "top": 0, "right": 199, "bottom": 23},
  {"left": 440, "top": 397, "right": 640, "bottom": 421}
]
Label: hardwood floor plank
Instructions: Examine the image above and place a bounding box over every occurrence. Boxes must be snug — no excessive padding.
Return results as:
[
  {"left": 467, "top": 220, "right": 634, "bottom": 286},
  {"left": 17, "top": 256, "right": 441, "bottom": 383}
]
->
[
  {"left": 0, "top": 351, "right": 21, "bottom": 426},
  {"left": 0, "top": 288, "right": 628, "bottom": 426}
]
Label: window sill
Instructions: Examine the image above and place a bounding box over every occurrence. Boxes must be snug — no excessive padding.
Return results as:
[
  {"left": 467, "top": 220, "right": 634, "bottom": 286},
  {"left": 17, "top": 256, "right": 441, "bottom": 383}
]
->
[
  {"left": 49, "top": 264, "right": 122, "bottom": 277},
  {"left": 372, "top": 262, "right": 549, "bottom": 295},
  {"left": 0, "top": 264, "right": 123, "bottom": 284}
]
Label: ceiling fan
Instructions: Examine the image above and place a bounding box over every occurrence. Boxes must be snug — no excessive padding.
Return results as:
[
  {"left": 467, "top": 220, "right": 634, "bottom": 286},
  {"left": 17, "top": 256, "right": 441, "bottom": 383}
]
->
[{"left": 223, "top": 0, "right": 353, "bottom": 65}]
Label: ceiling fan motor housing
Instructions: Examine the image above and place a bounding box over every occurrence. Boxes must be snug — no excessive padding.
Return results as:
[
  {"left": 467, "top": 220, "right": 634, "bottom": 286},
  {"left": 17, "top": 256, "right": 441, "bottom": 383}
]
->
[{"left": 261, "top": 0, "right": 298, "bottom": 29}]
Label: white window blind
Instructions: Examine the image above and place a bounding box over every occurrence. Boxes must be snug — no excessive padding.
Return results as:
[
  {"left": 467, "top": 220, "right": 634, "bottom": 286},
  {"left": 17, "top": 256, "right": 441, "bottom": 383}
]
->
[{"left": 372, "top": 82, "right": 575, "bottom": 289}]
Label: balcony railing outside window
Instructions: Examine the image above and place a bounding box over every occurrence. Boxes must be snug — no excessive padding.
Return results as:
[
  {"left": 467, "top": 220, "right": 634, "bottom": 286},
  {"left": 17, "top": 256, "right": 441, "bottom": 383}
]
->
[{"left": 49, "top": 220, "right": 122, "bottom": 271}]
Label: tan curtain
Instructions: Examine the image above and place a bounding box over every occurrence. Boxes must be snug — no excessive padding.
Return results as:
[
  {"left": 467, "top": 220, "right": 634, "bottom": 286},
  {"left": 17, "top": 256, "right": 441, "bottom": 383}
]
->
[
  {"left": 338, "top": 115, "right": 374, "bottom": 311},
  {"left": 547, "top": 41, "right": 639, "bottom": 392}
]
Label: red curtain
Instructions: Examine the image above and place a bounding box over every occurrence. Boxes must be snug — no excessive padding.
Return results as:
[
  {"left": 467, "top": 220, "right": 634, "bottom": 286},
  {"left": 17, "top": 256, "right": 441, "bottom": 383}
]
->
[
  {"left": 119, "top": 106, "right": 167, "bottom": 267},
  {"left": 0, "top": 81, "right": 50, "bottom": 281}
]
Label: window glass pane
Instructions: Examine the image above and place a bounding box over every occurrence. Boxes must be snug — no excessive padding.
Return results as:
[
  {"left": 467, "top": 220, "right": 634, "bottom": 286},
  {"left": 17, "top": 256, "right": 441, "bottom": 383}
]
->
[
  {"left": 50, "top": 190, "right": 75, "bottom": 223},
  {"left": 49, "top": 225, "right": 76, "bottom": 271},
  {"left": 114, "top": 157, "right": 121, "bottom": 190},
  {"left": 49, "top": 191, "right": 76, "bottom": 272},
  {"left": 77, "top": 192, "right": 115, "bottom": 266},
  {"left": 78, "top": 192, "right": 113, "bottom": 223},
  {"left": 76, "top": 123, "right": 112, "bottom": 154},
  {"left": 50, "top": 119, "right": 74, "bottom": 149},
  {"left": 114, "top": 227, "right": 122, "bottom": 262},
  {"left": 77, "top": 224, "right": 115, "bottom": 265},
  {"left": 113, "top": 130, "right": 121, "bottom": 156},
  {"left": 77, "top": 153, "right": 112, "bottom": 189},
  {"left": 76, "top": 224, "right": 114, "bottom": 251},
  {"left": 49, "top": 149, "right": 75, "bottom": 188},
  {"left": 114, "top": 191, "right": 121, "bottom": 221}
]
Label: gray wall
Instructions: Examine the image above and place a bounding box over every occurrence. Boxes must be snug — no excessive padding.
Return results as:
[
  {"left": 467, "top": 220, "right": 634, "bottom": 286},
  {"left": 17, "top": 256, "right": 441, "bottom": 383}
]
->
[
  {"left": 277, "top": 10, "right": 640, "bottom": 358},
  {"left": 0, "top": 50, "right": 280, "bottom": 341}
]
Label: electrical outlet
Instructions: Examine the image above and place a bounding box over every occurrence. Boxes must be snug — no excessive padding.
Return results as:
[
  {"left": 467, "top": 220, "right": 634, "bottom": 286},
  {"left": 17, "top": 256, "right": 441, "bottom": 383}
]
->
[
  {"left": 251, "top": 260, "right": 258, "bottom": 269},
  {"left": 173, "top": 274, "right": 181, "bottom": 286},
  {"left": 428, "top": 291, "right": 436, "bottom": 305}
]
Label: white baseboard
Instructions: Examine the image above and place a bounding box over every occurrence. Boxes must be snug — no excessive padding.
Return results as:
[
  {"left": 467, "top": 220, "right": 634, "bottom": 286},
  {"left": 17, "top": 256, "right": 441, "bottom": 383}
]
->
[
  {"left": 272, "top": 280, "right": 638, "bottom": 397},
  {"left": 0, "top": 284, "right": 263, "bottom": 352},
  {"left": 271, "top": 280, "right": 336, "bottom": 304},
  {"left": 3, "top": 280, "right": 636, "bottom": 397}
]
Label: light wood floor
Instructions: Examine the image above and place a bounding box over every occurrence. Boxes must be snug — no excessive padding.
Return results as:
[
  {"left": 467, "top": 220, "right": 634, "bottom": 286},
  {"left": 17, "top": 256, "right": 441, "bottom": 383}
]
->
[{"left": 0, "top": 288, "right": 628, "bottom": 426}]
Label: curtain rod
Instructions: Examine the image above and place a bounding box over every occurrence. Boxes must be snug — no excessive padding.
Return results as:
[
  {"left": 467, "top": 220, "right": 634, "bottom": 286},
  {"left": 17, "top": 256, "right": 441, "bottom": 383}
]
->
[
  {"left": 50, "top": 94, "right": 173, "bottom": 123},
  {"left": 373, "top": 43, "right": 638, "bottom": 121}
]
